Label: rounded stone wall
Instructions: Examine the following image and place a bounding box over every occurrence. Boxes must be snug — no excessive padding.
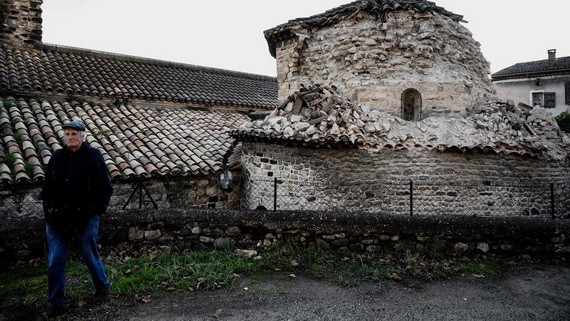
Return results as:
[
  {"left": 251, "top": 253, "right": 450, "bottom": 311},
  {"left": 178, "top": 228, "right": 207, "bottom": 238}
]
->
[
  {"left": 273, "top": 9, "right": 495, "bottom": 119},
  {"left": 240, "top": 142, "right": 569, "bottom": 217}
]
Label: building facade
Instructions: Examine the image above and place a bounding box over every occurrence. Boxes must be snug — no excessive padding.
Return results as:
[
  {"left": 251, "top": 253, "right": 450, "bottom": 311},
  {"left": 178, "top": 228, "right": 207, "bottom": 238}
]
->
[{"left": 492, "top": 49, "right": 570, "bottom": 117}]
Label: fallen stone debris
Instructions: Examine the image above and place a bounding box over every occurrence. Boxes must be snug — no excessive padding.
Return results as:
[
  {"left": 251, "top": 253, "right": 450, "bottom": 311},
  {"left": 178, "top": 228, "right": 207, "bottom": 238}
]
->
[{"left": 236, "top": 84, "right": 570, "bottom": 160}]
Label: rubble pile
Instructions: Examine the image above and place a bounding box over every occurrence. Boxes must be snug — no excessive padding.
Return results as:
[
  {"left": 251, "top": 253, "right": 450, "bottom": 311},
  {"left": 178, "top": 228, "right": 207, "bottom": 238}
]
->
[
  {"left": 235, "top": 84, "right": 569, "bottom": 159},
  {"left": 237, "top": 84, "right": 370, "bottom": 146}
]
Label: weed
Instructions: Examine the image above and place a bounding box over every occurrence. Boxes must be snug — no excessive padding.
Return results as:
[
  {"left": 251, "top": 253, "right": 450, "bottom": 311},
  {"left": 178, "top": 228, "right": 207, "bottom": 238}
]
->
[
  {"left": 3, "top": 153, "right": 15, "bottom": 168},
  {"left": 95, "top": 129, "right": 110, "bottom": 138},
  {"left": 2, "top": 99, "right": 10, "bottom": 109},
  {"left": 13, "top": 132, "right": 22, "bottom": 144},
  {"left": 24, "top": 162, "right": 35, "bottom": 176},
  {"left": 0, "top": 243, "right": 511, "bottom": 311},
  {"left": 454, "top": 257, "right": 506, "bottom": 276}
]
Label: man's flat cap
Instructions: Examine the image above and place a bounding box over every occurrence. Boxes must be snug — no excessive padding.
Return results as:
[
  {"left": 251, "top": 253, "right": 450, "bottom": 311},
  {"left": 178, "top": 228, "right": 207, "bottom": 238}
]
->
[{"left": 62, "top": 121, "right": 86, "bottom": 131}]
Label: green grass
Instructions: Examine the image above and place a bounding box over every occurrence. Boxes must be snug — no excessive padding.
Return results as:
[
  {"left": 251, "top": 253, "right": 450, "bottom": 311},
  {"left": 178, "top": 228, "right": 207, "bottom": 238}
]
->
[
  {"left": 454, "top": 257, "right": 507, "bottom": 277},
  {"left": 0, "top": 264, "right": 46, "bottom": 306},
  {"left": 107, "top": 250, "right": 273, "bottom": 295},
  {"left": 0, "top": 243, "right": 512, "bottom": 311}
]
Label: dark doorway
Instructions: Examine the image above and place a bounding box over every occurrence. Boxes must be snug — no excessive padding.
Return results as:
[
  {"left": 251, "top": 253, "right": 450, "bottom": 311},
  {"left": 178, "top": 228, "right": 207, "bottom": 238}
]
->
[{"left": 401, "top": 89, "right": 422, "bottom": 121}]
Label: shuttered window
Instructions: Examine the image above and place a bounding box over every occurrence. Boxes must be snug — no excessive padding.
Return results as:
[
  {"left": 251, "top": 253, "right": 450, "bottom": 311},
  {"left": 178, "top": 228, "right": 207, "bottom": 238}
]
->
[
  {"left": 532, "top": 92, "right": 556, "bottom": 108},
  {"left": 544, "top": 92, "right": 556, "bottom": 108}
]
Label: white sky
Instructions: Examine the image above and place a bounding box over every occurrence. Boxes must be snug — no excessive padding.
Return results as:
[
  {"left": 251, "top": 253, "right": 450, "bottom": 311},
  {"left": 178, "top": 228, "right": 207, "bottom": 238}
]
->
[{"left": 41, "top": 0, "right": 568, "bottom": 77}]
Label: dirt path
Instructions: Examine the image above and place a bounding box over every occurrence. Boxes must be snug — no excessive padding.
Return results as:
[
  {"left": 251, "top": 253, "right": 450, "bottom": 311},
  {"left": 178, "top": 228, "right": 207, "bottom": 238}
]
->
[
  {"left": 34, "top": 264, "right": 567, "bottom": 321},
  {"left": 2, "top": 265, "right": 567, "bottom": 321}
]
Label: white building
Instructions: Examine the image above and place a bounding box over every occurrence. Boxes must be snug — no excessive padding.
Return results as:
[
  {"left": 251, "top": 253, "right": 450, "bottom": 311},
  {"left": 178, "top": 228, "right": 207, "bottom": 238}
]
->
[{"left": 492, "top": 49, "right": 570, "bottom": 117}]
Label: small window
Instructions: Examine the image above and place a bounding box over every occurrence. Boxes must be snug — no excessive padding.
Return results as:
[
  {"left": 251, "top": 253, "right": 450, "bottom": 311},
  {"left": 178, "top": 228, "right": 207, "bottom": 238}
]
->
[
  {"left": 532, "top": 92, "right": 544, "bottom": 106},
  {"left": 531, "top": 92, "right": 556, "bottom": 108},
  {"left": 401, "top": 89, "right": 422, "bottom": 121}
]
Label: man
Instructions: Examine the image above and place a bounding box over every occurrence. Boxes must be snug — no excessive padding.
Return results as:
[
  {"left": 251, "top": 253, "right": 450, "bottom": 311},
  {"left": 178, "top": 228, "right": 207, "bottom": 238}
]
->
[{"left": 41, "top": 121, "right": 113, "bottom": 318}]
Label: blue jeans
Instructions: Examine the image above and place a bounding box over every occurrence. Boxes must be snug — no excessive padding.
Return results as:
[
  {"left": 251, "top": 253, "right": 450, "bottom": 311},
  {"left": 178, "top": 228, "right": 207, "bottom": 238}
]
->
[{"left": 46, "top": 216, "right": 110, "bottom": 307}]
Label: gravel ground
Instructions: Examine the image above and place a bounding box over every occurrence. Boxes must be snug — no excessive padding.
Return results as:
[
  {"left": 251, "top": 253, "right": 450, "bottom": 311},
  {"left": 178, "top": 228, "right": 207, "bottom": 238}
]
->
[{"left": 3, "top": 265, "right": 569, "bottom": 321}]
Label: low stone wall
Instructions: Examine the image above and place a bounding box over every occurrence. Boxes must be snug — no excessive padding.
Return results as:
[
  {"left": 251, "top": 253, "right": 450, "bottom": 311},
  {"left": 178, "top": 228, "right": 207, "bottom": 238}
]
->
[
  {"left": 2, "top": 208, "right": 569, "bottom": 264},
  {"left": 0, "top": 173, "right": 240, "bottom": 222},
  {"left": 0, "top": 175, "right": 241, "bottom": 263}
]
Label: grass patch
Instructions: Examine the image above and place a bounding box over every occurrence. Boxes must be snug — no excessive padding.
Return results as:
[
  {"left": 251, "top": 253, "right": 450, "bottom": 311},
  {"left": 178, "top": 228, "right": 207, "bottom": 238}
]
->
[
  {"left": 454, "top": 258, "right": 507, "bottom": 277},
  {"left": 107, "top": 249, "right": 273, "bottom": 296},
  {"left": 0, "top": 264, "right": 46, "bottom": 306},
  {"left": 0, "top": 243, "right": 511, "bottom": 311}
]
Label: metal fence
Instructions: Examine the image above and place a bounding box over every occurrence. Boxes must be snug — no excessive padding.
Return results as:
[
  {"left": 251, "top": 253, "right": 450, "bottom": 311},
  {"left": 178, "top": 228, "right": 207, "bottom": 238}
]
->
[
  {"left": 1, "top": 179, "right": 569, "bottom": 219},
  {"left": 239, "top": 178, "right": 570, "bottom": 218},
  {"left": 0, "top": 181, "right": 205, "bottom": 220}
]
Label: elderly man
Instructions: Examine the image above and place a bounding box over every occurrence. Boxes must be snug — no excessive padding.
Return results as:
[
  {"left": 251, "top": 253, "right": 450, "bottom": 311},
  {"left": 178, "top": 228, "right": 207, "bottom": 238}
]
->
[{"left": 41, "top": 121, "right": 113, "bottom": 318}]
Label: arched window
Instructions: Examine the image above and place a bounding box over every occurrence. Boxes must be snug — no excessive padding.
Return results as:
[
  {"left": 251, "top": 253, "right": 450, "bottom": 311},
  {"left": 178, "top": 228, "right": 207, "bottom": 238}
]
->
[{"left": 401, "top": 89, "right": 422, "bottom": 121}]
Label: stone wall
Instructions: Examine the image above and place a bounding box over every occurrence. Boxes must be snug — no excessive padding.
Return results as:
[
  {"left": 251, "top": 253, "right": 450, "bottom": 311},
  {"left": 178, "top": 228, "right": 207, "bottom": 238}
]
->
[
  {"left": 240, "top": 142, "right": 569, "bottom": 217},
  {"left": 0, "top": 0, "right": 43, "bottom": 47},
  {"left": 2, "top": 208, "right": 569, "bottom": 264},
  {"left": 275, "top": 10, "right": 495, "bottom": 119},
  {"left": 0, "top": 173, "right": 240, "bottom": 222}
]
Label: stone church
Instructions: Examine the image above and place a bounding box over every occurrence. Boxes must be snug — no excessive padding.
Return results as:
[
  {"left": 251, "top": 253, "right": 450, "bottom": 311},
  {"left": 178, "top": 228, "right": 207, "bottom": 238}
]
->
[
  {"left": 265, "top": 0, "right": 495, "bottom": 121},
  {"left": 236, "top": 0, "right": 570, "bottom": 216}
]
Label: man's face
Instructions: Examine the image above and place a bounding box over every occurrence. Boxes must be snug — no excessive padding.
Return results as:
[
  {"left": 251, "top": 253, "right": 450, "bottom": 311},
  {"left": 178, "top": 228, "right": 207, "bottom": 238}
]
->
[{"left": 64, "top": 128, "right": 83, "bottom": 150}]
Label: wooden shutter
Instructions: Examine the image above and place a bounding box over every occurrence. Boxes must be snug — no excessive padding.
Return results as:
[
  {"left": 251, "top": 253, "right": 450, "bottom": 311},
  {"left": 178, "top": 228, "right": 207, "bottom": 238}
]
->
[
  {"left": 544, "top": 92, "right": 556, "bottom": 108},
  {"left": 565, "top": 81, "right": 570, "bottom": 105}
]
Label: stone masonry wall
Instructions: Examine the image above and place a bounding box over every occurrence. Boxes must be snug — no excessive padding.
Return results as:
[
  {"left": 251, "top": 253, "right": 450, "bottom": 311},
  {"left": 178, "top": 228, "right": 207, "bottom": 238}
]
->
[
  {"left": 2, "top": 208, "right": 569, "bottom": 264},
  {"left": 0, "top": 0, "right": 43, "bottom": 47},
  {"left": 240, "top": 142, "right": 569, "bottom": 217},
  {"left": 275, "top": 10, "right": 495, "bottom": 119},
  {"left": 0, "top": 174, "right": 240, "bottom": 222}
]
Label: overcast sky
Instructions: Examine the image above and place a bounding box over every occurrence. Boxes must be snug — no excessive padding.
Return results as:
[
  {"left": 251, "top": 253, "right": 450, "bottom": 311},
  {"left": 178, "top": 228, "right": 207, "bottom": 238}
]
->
[{"left": 41, "top": 0, "right": 568, "bottom": 77}]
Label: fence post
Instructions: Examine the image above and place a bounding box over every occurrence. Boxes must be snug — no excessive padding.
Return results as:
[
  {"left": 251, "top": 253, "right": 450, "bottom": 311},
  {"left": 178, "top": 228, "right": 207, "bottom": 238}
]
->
[
  {"left": 138, "top": 181, "right": 143, "bottom": 209},
  {"left": 274, "top": 177, "right": 278, "bottom": 211},
  {"left": 410, "top": 180, "right": 413, "bottom": 217},
  {"left": 551, "top": 183, "right": 555, "bottom": 219}
]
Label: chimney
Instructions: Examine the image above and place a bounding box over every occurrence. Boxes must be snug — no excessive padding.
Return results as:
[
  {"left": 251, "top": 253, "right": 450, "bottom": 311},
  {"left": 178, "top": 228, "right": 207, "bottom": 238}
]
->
[
  {"left": 0, "top": 0, "right": 43, "bottom": 47},
  {"left": 547, "top": 49, "right": 556, "bottom": 60}
]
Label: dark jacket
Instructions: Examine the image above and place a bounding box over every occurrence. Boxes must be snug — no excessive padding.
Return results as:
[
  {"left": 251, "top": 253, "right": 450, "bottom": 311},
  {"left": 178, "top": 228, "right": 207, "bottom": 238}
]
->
[{"left": 41, "top": 142, "right": 113, "bottom": 230}]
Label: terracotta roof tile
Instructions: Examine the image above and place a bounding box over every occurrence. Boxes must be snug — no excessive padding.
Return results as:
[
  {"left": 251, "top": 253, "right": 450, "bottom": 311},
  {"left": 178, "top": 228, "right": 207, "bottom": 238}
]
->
[
  {"left": 0, "top": 96, "right": 248, "bottom": 185},
  {"left": 234, "top": 84, "right": 568, "bottom": 159},
  {"left": 0, "top": 45, "right": 277, "bottom": 110}
]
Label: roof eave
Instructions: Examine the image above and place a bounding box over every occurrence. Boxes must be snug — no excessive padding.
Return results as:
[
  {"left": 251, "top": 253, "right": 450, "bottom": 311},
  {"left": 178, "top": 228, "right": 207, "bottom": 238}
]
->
[{"left": 492, "top": 69, "right": 570, "bottom": 81}]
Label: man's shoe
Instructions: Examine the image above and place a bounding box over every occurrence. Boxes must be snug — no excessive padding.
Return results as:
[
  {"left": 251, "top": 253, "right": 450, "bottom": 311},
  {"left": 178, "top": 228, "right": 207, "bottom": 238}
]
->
[
  {"left": 43, "top": 304, "right": 65, "bottom": 319},
  {"left": 91, "top": 290, "right": 110, "bottom": 304}
]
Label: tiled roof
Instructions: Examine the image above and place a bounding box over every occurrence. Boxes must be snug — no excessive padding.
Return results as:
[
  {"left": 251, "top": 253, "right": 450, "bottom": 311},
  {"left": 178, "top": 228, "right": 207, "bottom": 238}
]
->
[
  {"left": 491, "top": 56, "right": 570, "bottom": 81},
  {"left": 264, "top": 0, "right": 463, "bottom": 57},
  {"left": 0, "top": 96, "right": 249, "bottom": 185},
  {"left": 233, "top": 84, "right": 569, "bottom": 160},
  {"left": 0, "top": 44, "right": 278, "bottom": 110}
]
